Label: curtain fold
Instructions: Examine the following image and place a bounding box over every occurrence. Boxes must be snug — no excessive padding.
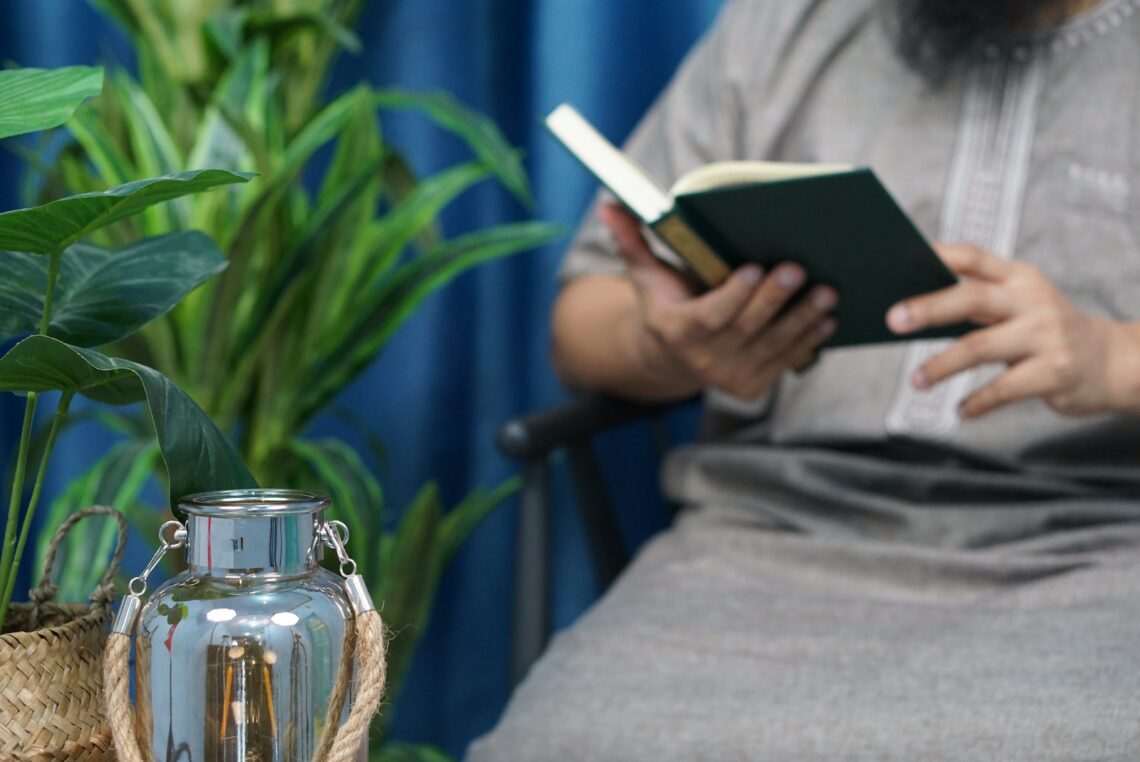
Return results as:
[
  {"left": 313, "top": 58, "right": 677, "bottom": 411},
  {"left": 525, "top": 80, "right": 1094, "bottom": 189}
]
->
[{"left": 0, "top": 0, "right": 723, "bottom": 753}]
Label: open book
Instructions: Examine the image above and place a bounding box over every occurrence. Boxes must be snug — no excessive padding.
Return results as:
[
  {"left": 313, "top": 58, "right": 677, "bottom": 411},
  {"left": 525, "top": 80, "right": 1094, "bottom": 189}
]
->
[{"left": 546, "top": 103, "right": 968, "bottom": 348}]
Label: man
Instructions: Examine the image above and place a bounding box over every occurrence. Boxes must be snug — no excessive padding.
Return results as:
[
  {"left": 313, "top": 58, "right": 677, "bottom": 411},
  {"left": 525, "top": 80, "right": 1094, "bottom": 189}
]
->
[{"left": 471, "top": 0, "right": 1140, "bottom": 758}]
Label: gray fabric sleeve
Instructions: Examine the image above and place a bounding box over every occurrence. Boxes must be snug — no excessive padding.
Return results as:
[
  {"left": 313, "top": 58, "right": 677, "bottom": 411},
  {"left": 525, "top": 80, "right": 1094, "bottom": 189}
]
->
[{"left": 557, "top": 0, "right": 758, "bottom": 284}]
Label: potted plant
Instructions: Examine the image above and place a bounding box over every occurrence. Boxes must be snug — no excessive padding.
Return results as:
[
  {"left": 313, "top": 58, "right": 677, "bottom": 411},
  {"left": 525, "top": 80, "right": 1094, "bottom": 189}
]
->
[
  {"left": 27, "top": 0, "right": 561, "bottom": 757},
  {"left": 0, "top": 63, "right": 254, "bottom": 759}
]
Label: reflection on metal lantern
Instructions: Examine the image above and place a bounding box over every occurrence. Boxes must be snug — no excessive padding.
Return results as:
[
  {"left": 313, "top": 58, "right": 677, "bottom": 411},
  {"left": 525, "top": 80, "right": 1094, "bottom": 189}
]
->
[{"left": 112, "top": 489, "right": 379, "bottom": 762}]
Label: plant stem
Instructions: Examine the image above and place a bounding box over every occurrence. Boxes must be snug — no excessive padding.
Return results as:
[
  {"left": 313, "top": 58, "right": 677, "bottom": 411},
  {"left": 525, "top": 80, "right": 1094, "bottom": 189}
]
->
[
  {"left": 0, "top": 249, "right": 65, "bottom": 630},
  {"left": 0, "top": 393, "right": 39, "bottom": 630},
  {"left": 0, "top": 391, "right": 74, "bottom": 628},
  {"left": 39, "top": 250, "right": 61, "bottom": 335}
]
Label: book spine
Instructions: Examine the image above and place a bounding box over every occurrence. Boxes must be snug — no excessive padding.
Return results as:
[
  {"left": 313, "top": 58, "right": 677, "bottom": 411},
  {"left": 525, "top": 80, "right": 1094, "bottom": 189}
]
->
[{"left": 650, "top": 214, "right": 731, "bottom": 287}]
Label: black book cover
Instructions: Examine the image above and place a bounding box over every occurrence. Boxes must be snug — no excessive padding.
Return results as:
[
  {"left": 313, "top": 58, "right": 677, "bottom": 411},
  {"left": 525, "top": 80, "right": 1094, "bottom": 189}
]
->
[{"left": 673, "top": 169, "right": 972, "bottom": 348}]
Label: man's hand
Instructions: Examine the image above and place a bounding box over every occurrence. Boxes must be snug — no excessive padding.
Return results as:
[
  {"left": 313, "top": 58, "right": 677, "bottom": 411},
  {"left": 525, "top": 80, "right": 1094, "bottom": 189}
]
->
[
  {"left": 600, "top": 202, "right": 837, "bottom": 400},
  {"left": 887, "top": 243, "right": 1140, "bottom": 418}
]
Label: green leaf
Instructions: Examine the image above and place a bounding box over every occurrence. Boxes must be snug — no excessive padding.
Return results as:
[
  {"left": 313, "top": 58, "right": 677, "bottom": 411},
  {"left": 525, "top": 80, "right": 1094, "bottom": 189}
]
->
[
  {"left": 290, "top": 437, "right": 382, "bottom": 578},
  {"left": 111, "top": 73, "right": 182, "bottom": 173},
  {"left": 302, "top": 221, "right": 562, "bottom": 418},
  {"left": 204, "top": 10, "right": 247, "bottom": 62},
  {"left": 0, "top": 231, "right": 226, "bottom": 347},
  {"left": 0, "top": 169, "right": 255, "bottom": 255},
  {"left": 310, "top": 160, "right": 492, "bottom": 358},
  {"left": 220, "top": 85, "right": 365, "bottom": 249},
  {"left": 205, "top": 8, "right": 362, "bottom": 61},
  {"left": 107, "top": 71, "right": 188, "bottom": 231},
  {"left": 0, "top": 336, "right": 256, "bottom": 508},
  {"left": 378, "top": 483, "right": 444, "bottom": 703},
  {"left": 439, "top": 477, "right": 520, "bottom": 563},
  {"left": 318, "top": 95, "right": 383, "bottom": 209},
  {"left": 378, "top": 150, "right": 442, "bottom": 253},
  {"left": 372, "top": 742, "right": 453, "bottom": 762},
  {"left": 0, "top": 67, "right": 104, "bottom": 141},
  {"left": 282, "top": 86, "right": 370, "bottom": 179},
  {"left": 311, "top": 157, "right": 495, "bottom": 351},
  {"left": 373, "top": 89, "right": 533, "bottom": 206},
  {"left": 65, "top": 105, "right": 138, "bottom": 190},
  {"left": 87, "top": 0, "right": 138, "bottom": 37},
  {"left": 258, "top": 152, "right": 388, "bottom": 323},
  {"left": 245, "top": 10, "right": 363, "bottom": 54},
  {"left": 188, "top": 37, "right": 268, "bottom": 176},
  {"left": 355, "top": 161, "right": 493, "bottom": 291}
]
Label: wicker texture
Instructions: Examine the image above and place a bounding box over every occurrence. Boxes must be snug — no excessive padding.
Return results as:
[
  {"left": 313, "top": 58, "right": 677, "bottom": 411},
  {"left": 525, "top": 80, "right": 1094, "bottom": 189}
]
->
[{"left": 0, "top": 508, "right": 127, "bottom": 761}]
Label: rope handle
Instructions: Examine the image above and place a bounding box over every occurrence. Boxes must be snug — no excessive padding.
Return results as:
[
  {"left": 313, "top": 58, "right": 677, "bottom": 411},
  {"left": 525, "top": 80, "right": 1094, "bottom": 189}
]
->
[
  {"left": 103, "top": 519, "right": 387, "bottom": 762},
  {"left": 28, "top": 506, "right": 129, "bottom": 625}
]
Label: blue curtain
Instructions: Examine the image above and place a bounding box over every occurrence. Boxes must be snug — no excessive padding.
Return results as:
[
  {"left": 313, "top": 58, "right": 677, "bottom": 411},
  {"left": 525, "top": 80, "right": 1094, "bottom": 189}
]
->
[{"left": 0, "top": 0, "right": 723, "bottom": 754}]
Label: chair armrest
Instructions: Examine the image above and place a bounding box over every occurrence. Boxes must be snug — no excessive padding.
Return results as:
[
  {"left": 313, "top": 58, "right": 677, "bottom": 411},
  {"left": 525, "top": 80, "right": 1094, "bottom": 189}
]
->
[{"left": 496, "top": 394, "right": 677, "bottom": 461}]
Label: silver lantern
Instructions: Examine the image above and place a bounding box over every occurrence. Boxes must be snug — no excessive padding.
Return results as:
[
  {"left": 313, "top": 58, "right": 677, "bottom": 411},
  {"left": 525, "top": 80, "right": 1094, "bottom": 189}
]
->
[{"left": 105, "top": 489, "right": 385, "bottom": 762}]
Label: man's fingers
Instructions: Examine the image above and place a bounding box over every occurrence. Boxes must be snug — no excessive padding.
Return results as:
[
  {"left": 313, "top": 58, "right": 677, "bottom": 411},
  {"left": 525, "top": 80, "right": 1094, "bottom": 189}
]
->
[
  {"left": 934, "top": 243, "right": 1015, "bottom": 281},
  {"left": 887, "top": 280, "right": 1011, "bottom": 334},
  {"left": 914, "top": 322, "right": 1034, "bottom": 389},
  {"left": 749, "top": 286, "right": 837, "bottom": 357},
  {"left": 600, "top": 202, "right": 654, "bottom": 265},
  {"left": 683, "top": 265, "right": 764, "bottom": 332},
  {"left": 958, "top": 358, "right": 1055, "bottom": 418},
  {"left": 600, "top": 202, "right": 696, "bottom": 303},
  {"left": 771, "top": 313, "right": 836, "bottom": 375},
  {"left": 734, "top": 263, "right": 810, "bottom": 333}
]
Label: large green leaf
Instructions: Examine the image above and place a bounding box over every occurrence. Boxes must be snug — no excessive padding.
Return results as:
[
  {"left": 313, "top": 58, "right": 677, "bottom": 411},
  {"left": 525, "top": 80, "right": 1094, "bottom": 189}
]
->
[
  {"left": 0, "top": 336, "right": 256, "bottom": 507},
  {"left": 0, "top": 67, "right": 104, "bottom": 141},
  {"left": 0, "top": 169, "right": 255, "bottom": 254},
  {"left": 0, "top": 231, "right": 226, "bottom": 347}
]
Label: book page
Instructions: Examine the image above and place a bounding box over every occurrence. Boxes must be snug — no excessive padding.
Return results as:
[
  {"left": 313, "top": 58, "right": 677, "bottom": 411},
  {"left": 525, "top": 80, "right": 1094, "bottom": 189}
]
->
[
  {"left": 670, "top": 160, "right": 853, "bottom": 197},
  {"left": 545, "top": 104, "right": 672, "bottom": 222}
]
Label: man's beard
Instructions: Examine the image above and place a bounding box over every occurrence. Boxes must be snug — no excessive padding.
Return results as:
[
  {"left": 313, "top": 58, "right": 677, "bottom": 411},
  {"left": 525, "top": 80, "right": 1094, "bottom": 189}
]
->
[{"left": 892, "top": 0, "right": 1076, "bottom": 82}]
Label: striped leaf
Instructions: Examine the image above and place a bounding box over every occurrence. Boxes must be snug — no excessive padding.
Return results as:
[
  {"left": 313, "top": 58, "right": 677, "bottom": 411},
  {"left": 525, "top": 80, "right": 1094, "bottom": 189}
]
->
[
  {"left": 0, "top": 169, "right": 254, "bottom": 255},
  {"left": 0, "top": 232, "right": 225, "bottom": 347},
  {"left": 0, "top": 67, "right": 103, "bottom": 141},
  {"left": 0, "top": 336, "right": 256, "bottom": 509}
]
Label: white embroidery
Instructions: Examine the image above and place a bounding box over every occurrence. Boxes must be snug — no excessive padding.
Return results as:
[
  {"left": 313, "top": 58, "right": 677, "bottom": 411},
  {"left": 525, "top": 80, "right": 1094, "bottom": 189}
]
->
[{"left": 885, "top": 54, "right": 1045, "bottom": 441}]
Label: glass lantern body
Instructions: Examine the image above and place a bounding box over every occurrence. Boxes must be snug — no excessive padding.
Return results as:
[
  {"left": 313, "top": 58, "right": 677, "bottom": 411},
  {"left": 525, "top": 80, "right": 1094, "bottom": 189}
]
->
[{"left": 134, "top": 490, "right": 356, "bottom": 762}]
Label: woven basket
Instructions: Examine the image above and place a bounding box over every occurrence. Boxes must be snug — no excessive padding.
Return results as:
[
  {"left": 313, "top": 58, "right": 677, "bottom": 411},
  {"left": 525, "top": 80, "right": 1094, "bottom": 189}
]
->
[{"left": 0, "top": 507, "right": 127, "bottom": 761}]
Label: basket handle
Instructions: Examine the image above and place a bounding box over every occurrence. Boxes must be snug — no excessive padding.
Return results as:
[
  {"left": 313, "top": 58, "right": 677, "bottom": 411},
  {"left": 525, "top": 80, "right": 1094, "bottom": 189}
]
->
[{"left": 28, "top": 506, "right": 128, "bottom": 626}]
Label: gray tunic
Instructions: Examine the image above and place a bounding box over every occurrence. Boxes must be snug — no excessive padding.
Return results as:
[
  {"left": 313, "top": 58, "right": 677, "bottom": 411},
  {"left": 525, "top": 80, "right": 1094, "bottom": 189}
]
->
[{"left": 470, "top": 0, "right": 1140, "bottom": 758}]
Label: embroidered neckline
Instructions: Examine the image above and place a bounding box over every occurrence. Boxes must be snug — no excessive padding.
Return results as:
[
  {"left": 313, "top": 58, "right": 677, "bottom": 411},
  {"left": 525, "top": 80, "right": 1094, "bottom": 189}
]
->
[
  {"left": 1050, "top": 0, "right": 1138, "bottom": 39},
  {"left": 979, "top": 0, "right": 1140, "bottom": 58}
]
